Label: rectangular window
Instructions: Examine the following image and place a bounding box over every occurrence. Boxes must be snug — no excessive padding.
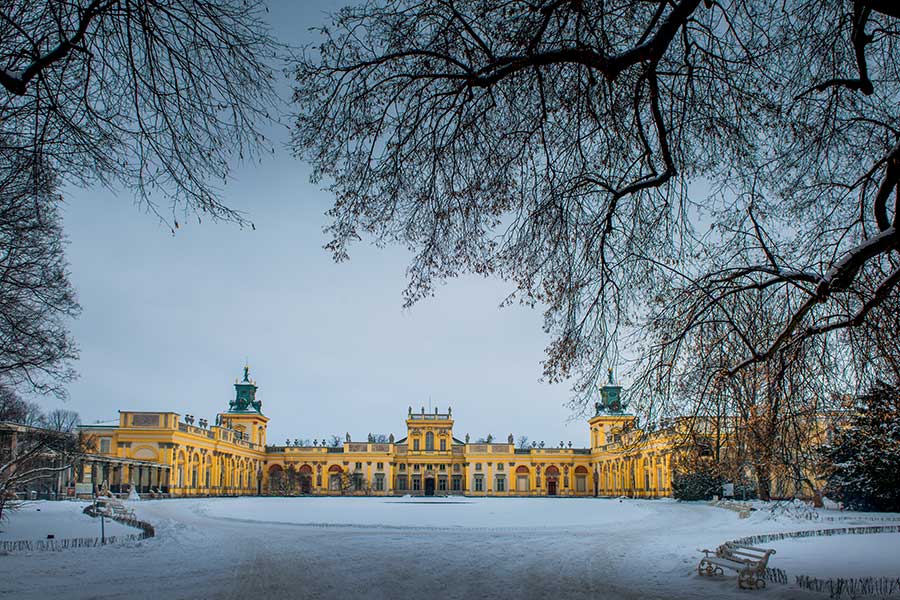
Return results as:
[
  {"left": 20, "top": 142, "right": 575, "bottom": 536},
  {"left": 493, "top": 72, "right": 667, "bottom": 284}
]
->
[
  {"left": 440, "top": 439, "right": 446, "bottom": 451},
  {"left": 474, "top": 475, "right": 484, "bottom": 492},
  {"left": 99, "top": 438, "right": 112, "bottom": 454},
  {"left": 497, "top": 463, "right": 503, "bottom": 471},
  {"left": 453, "top": 464, "right": 461, "bottom": 473},
  {"left": 439, "top": 464, "right": 446, "bottom": 471},
  {"left": 475, "top": 463, "right": 482, "bottom": 471},
  {"left": 374, "top": 474, "right": 385, "bottom": 491},
  {"left": 399, "top": 464, "right": 406, "bottom": 471},
  {"left": 657, "top": 467, "right": 663, "bottom": 489},
  {"left": 495, "top": 476, "right": 506, "bottom": 492},
  {"left": 377, "top": 462, "right": 384, "bottom": 470},
  {"left": 452, "top": 475, "right": 462, "bottom": 491},
  {"left": 438, "top": 477, "right": 447, "bottom": 491},
  {"left": 355, "top": 462, "right": 362, "bottom": 470},
  {"left": 576, "top": 475, "right": 587, "bottom": 492},
  {"left": 413, "top": 464, "right": 420, "bottom": 472},
  {"left": 396, "top": 475, "right": 407, "bottom": 490},
  {"left": 413, "top": 439, "right": 420, "bottom": 451},
  {"left": 412, "top": 476, "right": 421, "bottom": 491}
]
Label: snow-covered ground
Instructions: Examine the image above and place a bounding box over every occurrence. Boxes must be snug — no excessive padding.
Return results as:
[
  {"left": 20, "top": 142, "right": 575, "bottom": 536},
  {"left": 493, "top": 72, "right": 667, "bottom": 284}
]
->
[
  {"left": 768, "top": 534, "right": 900, "bottom": 578},
  {"left": 0, "top": 500, "right": 139, "bottom": 541},
  {"left": 0, "top": 497, "right": 897, "bottom": 600}
]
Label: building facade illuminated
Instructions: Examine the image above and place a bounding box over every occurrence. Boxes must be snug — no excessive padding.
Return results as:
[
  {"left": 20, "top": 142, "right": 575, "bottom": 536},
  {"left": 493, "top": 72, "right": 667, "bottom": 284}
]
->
[{"left": 79, "top": 366, "right": 680, "bottom": 498}]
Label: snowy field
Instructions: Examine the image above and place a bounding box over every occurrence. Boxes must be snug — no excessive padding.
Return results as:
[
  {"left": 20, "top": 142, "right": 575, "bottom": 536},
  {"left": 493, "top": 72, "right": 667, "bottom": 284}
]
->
[
  {"left": 0, "top": 500, "right": 139, "bottom": 541},
  {"left": 0, "top": 496, "right": 897, "bottom": 600}
]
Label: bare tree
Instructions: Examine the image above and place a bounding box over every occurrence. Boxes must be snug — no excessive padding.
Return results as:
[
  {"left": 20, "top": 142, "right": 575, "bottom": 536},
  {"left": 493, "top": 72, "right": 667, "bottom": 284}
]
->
[
  {"left": 0, "top": 424, "right": 90, "bottom": 523},
  {"left": 647, "top": 288, "right": 844, "bottom": 499},
  {"left": 516, "top": 435, "right": 530, "bottom": 450},
  {"left": 0, "top": 384, "right": 43, "bottom": 425},
  {"left": 293, "top": 1, "right": 900, "bottom": 409},
  {"left": 0, "top": 151, "right": 79, "bottom": 397},
  {"left": 42, "top": 409, "right": 81, "bottom": 433},
  {"left": 1, "top": 0, "right": 283, "bottom": 226}
]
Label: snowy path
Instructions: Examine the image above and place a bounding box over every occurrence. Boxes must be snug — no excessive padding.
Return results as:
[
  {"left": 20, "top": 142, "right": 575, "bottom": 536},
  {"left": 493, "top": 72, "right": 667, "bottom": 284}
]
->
[{"left": 1, "top": 497, "right": 892, "bottom": 599}]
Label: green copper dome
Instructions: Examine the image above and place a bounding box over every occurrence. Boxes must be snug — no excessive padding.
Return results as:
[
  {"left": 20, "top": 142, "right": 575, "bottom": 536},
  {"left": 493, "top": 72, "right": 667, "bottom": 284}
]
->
[
  {"left": 595, "top": 368, "right": 627, "bottom": 415},
  {"left": 228, "top": 364, "right": 262, "bottom": 413}
]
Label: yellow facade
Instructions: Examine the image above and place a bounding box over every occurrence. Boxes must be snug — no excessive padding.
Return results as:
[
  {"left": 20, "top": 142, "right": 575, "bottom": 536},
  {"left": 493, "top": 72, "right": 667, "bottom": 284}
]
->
[{"left": 80, "top": 368, "right": 682, "bottom": 498}]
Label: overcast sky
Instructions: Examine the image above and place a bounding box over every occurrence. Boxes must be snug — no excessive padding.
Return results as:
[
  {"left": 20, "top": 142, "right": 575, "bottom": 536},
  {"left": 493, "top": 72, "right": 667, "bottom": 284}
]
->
[{"left": 45, "top": 0, "right": 598, "bottom": 447}]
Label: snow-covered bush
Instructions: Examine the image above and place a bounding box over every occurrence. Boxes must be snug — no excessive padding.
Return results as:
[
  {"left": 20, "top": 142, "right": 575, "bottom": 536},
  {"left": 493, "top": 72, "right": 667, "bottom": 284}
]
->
[
  {"left": 672, "top": 468, "right": 721, "bottom": 501},
  {"left": 821, "top": 381, "right": 900, "bottom": 512}
]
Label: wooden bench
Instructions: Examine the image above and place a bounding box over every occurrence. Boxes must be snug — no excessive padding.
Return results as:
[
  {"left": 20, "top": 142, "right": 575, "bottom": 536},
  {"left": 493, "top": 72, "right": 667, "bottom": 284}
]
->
[{"left": 698, "top": 542, "right": 776, "bottom": 589}]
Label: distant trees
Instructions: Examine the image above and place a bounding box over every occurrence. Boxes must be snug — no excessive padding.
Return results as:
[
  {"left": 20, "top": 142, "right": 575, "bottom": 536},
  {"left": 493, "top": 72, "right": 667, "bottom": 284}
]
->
[
  {"left": 293, "top": 0, "right": 900, "bottom": 415},
  {"left": 0, "top": 384, "right": 82, "bottom": 433},
  {"left": 822, "top": 381, "right": 900, "bottom": 512},
  {"left": 0, "top": 401, "right": 87, "bottom": 522},
  {"left": 42, "top": 409, "right": 81, "bottom": 433},
  {"left": 0, "top": 385, "right": 43, "bottom": 425},
  {"left": 516, "top": 436, "right": 529, "bottom": 450}
]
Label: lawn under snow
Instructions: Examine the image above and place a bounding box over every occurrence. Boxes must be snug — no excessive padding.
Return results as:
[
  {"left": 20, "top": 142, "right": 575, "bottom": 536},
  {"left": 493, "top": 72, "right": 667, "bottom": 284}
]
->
[
  {"left": 0, "top": 496, "right": 897, "bottom": 600},
  {"left": 0, "top": 500, "right": 139, "bottom": 541}
]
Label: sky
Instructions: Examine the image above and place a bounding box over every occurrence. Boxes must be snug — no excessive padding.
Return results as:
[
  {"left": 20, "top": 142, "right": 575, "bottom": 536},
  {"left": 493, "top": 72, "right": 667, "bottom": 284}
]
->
[{"left": 43, "top": 0, "right": 597, "bottom": 447}]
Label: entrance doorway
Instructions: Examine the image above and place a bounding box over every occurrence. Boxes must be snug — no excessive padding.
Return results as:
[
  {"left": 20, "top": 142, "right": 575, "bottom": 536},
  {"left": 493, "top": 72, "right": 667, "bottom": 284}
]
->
[
  {"left": 424, "top": 477, "right": 435, "bottom": 496},
  {"left": 546, "top": 465, "right": 560, "bottom": 496},
  {"left": 299, "top": 465, "right": 313, "bottom": 494}
]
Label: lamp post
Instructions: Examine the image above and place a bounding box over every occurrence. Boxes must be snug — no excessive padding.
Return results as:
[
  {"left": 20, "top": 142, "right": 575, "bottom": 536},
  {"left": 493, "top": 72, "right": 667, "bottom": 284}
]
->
[{"left": 93, "top": 498, "right": 106, "bottom": 545}]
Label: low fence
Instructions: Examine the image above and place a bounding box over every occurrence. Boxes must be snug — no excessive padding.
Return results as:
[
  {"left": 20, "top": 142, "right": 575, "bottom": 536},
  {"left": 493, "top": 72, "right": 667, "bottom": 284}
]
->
[
  {"left": 82, "top": 503, "right": 155, "bottom": 539},
  {"left": 0, "top": 504, "right": 155, "bottom": 554},
  {"left": 727, "top": 525, "right": 900, "bottom": 599},
  {"left": 0, "top": 534, "right": 143, "bottom": 553},
  {"left": 794, "top": 575, "right": 900, "bottom": 599},
  {"left": 731, "top": 524, "right": 900, "bottom": 547}
]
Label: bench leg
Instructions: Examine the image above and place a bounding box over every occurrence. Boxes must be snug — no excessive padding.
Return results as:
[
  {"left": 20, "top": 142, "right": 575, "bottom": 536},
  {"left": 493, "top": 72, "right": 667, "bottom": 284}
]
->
[
  {"left": 738, "top": 572, "right": 765, "bottom": 590},
  {"left": 697, "top": 559, "right": 724, "bottom": 577}
]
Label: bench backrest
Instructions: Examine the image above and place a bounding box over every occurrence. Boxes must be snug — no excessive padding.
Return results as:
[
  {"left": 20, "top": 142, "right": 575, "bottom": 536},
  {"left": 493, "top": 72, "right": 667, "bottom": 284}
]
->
[{"left": 720, "top": 544, "right": 775, "bottom": 571}]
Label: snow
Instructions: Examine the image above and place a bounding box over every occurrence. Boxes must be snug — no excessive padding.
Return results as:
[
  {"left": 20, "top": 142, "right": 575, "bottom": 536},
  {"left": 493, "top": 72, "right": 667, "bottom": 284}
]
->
[
  {"left": 767, "top": 534, "right": 900, "bottom": 578},
  {"left": 0, "top": 497, "right": 897, "bottom": 599},
  {"left": 0, "top": 500, "right": 140, "bottom": 541},
  {"left": 198, "top": 495, "right": 653, "bottom": 529}
]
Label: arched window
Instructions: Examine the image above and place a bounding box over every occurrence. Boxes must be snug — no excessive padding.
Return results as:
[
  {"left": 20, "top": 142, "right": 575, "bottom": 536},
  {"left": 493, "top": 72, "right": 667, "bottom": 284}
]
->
[{"left": 425, "top": 432, "right": 435, "bottom": 451}]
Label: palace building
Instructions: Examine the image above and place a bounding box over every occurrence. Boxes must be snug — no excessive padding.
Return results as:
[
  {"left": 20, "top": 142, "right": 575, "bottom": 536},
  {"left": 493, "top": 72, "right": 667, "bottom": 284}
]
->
[{"left": 78, "top": 366, "right": 684, "bottom": 498}]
